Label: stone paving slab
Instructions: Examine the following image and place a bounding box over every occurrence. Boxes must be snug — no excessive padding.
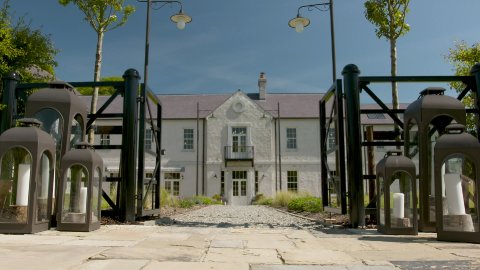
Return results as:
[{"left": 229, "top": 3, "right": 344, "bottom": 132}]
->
[
  {"left": 204, "top": 247, "right": 282, "bottom": 264},
  {"left": 70, "top": 259, "right": 150, "bottom": 270},
  {"left": 278, "top": 248, "right": 357, "bottom": 265},
  {"left": 0, "top": 245, "right": 106, "bottom": 270},
  {"left": 251, "top": 265, "right": 397, "bottom": 270},
  {"left": 143, "top": 261, "right": 250, "bottom": 270},
  {"left": 91, "top": 245, "right": 205, "bottom": 261},
  {"left": 0, "top": 218, "right": 479, "bottom": 269}
]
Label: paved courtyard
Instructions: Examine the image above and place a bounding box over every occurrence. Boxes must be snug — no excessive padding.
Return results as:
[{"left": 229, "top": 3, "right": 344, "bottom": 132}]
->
[{"left": 0, "top": 206, "right": 479, "bottom": 269}]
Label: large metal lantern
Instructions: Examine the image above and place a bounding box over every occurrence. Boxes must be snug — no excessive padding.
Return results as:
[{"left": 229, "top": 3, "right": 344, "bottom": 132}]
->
[
  {"left": 434, "top": 123, "right": 480, "bottom": 243},
  {"left": 404, "top": 87, "right": 466, "bottom": 232},
  {"left": 25, "top": 82, "right": 88, "bottom": 159},
  {"left": 57, "top": 142, "right": 103, "bottom": 232},
  {"left": 376, "top": 151, "right": 418, "bottom": 235},
  {"left": 0, "top": 119, "right": 56, "bottom": 233}
]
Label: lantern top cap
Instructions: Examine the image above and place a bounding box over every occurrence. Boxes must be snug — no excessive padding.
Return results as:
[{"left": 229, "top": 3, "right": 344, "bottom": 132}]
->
[
  {"left": 386, "top": 150, "right": 402, "bottom": 157},
  {"left": 445, "top": 122, "right": 466, "bottom": 134},
  {"left": 18, "top": 118, "right": 42, "bottom": 128},
  {"left": 419, "top": 87, "right": 445, "bottom": 98},
  {"left": 75, "top": 142, "right": 94, "bottom": 150}
]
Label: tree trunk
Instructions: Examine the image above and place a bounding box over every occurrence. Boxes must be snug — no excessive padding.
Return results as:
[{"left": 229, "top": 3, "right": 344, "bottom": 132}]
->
[
  {"left": 390, "top": 37, "right": 401, "bottom": 149},
  {"left": 88, "top": 30, "right": 104, "bottom": 144}
]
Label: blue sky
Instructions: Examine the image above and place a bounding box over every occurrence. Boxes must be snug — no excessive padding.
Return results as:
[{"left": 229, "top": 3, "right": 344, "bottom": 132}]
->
[{"left": 8, "top": 0, "right": 480, "bottom": 103}]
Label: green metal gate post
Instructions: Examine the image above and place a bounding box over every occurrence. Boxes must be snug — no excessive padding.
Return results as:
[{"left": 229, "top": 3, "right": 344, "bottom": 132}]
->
[
  {"left": 0, "top": 72, "right": 20, "bottom": 134},
  {"left": 120, "top": 69, "right": 140, "bottom": 222},
  {"left": 471, "top": 63, "right": 480, "bottom": 138},
  {"left": 342, "top": 64, "right": 365, "bottom": 228}
]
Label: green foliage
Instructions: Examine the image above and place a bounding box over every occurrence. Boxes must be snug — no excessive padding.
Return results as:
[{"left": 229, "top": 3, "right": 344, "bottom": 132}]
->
[
  {"left": 0, "top": 0, "right": 57, "bottom": 80},
  {"left": 76, "top": 76, "right": 123, "bottom": 95},
  {"left": 271, "top": 191, "right": 301, "bottom": 208},
  {"left": 58, "top": 0, "right": 135, "bottom": 34},
  {"left": 177, "top": 199, "right": 195, "bottom": 208},
  {"left": 364, "top": 0, "right": 411, "bottom": 41},
  {"left": 175, "top": 195, "right": 222, "bottom": 209},
  {"left": 160, "top": 188, "right": 178, "bottom": 207},
  {"left": 212, "top": 194, "right": 222, "bottom": 202},
  {"left": 287, "top": 197, "right": 322, "bottom": 213},
  {"left": 255, "top": 196, "right": 273, "bottom": 206},
  {"left": 445, "top": 41, "right": 480, "bottom": 134}
]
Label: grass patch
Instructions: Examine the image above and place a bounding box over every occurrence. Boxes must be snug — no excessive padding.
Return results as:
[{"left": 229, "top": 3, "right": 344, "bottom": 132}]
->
[
  {"left": 253, "top": 191, "right": 322, "bottom": 213},
  {"left": 176, "top": 195, "right": 222, "bottom": 208},
  {"left": 287, "top": 196, "right": 322, "bottom": 213}
]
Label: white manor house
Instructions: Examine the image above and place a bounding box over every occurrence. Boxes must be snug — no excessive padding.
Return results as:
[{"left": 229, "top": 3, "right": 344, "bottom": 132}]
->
[{"left": 86, "top": 73, "right": 394, "bottom": 205}]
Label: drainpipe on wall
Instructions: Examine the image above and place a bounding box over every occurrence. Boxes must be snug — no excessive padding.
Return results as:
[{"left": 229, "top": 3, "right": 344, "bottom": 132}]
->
[
  {"left": 202, "top": 117, "right": 206, "bottom": 195},
  {"left": 278, "top": 102, "right": 282, "bottom": 191},
  {"left": 196, "top": 102, "right": 199, "bottom": 196}
]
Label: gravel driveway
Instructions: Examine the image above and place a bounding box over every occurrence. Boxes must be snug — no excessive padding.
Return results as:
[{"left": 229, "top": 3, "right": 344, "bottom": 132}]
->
[{"left": 157, "top": 205, "right": 319, "bottom": 229}]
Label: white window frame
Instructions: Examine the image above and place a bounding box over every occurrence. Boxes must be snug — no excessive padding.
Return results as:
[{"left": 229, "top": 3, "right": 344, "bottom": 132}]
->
[
  {"left": 183, "top": 128, "right": 194, "bottom": 151},
  {"left": 164, "top": 172, "right": 181, "bottom": 196},
  {"left": 145, "top": 129, "right": 152, "bottom": 150},
  {"left": 287, "top": 171, "right": 298, "bottom": 192},
  {"left": 100, "top": 134, "right": 110, "bottom": 146},
  {"left": 286, "top": 128, "right": 297, "bottom": 150}
]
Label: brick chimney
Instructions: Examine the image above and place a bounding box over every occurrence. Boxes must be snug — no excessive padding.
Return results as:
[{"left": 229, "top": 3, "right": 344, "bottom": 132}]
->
[{"left": 258, "top": 72, "right": 267, "bottom": 100}]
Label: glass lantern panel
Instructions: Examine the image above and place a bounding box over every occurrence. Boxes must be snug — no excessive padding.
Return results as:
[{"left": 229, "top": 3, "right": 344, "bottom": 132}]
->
[
  {"left": 35, "top": 108, "right": 64, "bottom": 158},
  {"left": 441, "top": 156, "right": 478, "bottom": 232},
  {"left": 36, "top": 152, "right": 53, "bottom": 223},
  {"left": 379, "top": 176, "right": 385, "bottom": 226},
  {"left": 61, "top": 165, "right": 88, "bottom": 223},
  {"left": 406, "top": 120, "right": 419, "bottom": 164},
  {"left": 390, "top": 172, "right": 414, "bottom": 228},
  {"left": 70, "top": 115, "right": 84, "bottom": 150},
  {"left": 427, "top": 124, "right": 440, "bottom": 223},
  {"left": 91, "top": 168, "right": 100, "bottom": 223},
  {"left": 0, "top": 147, "right": 32, "bottom": 223}
]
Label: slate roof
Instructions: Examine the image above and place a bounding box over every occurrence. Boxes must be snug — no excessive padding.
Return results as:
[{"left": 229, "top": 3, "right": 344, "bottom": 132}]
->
[
  {"left": 80, "top": 92, "right": 326, "bottom": 119},
  {"left": 79, "top": 92, "right": 402, "bottom": 123}
]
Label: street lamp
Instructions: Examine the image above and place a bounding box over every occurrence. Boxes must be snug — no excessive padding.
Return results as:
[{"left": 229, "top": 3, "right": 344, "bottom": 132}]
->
[
  {"left": 288, "top": 0, "right": 336, "bottom": 82},
  {"left": 136, "top": 0, "right": 191, "bottom": 217},
  {"left": 137, "top": 0, "right": 192, "bottom": 89}
]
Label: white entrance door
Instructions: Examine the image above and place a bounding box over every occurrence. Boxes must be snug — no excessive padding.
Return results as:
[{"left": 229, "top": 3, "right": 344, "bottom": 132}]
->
[{"left": 231, "top": 171, "right": 248, "bottom": 205}]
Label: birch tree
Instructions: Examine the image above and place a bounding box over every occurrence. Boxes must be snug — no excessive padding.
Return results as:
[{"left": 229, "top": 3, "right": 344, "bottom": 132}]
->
[
  {"left": 364, "top": 0, "right": 410, "bottom": 113},
  {"left": 59, "top": 0, "right": 134, "bottom": 143}
]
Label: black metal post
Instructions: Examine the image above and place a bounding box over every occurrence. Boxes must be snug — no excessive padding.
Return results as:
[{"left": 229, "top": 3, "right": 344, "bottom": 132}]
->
[
  {"left": 342, "top": 64, "right": 364, "bottom": 228},
  {"left": 328, "top": 0, "right": 336, "bottom": 82},
  {"left": 0, "top": 72, "right": 20, "bottom": 134},
  {"left": 155, "top": 103, "right": 162, "bottom": 209},
  {"left": 471, "top": 63, "right": 480, "bottom": 139},
  {"left": 120, "top": 69, "right": 140, "bottom": 222},
  {"left": 319, "top": 100, "right": 328, "bottom": 207},
  {"left": 335, "top": 78, "right": 347, "bottom": 214}
]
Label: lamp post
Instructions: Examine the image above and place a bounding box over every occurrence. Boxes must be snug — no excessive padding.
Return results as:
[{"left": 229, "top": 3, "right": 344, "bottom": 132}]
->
[
  {"left": 136, "top": 0, "right": 191, "bottom": 217},
  {"left": 137, "top": 0, "right": 192, "bottom": 90},
  {"left": 288, "top": 0, "right": 336, "bottom": 82}
]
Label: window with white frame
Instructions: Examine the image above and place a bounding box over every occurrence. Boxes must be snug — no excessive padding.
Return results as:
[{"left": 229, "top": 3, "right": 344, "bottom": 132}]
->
[
  {"left": 286, "top": 128, "right": 297, "bottom": 149},
  {"left": 100, "top": 134, "right": 110, "bottom": 145},
  {"left": 287, "top": 171, "right": 298, "bottom": 192},
  {"left": 183, "top": 128, "right": 194, "bottom": 150},
  {"left": 145, "top": 129, "right": 152, "bottom": 150},
  {"left": 164, "top": 172, "right": 180, "bottom": 196}
]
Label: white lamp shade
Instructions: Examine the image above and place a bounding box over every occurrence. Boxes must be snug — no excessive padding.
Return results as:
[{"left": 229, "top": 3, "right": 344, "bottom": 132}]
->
[
  {"left": 177, "top": 19, "right": 186, "bottom": 30},
  {"left": 295, "top": 22, "right": 304, "bottom": 33}
]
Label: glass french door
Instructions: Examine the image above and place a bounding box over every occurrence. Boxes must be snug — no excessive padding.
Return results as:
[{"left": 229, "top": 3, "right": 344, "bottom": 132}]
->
[{"left": 232, "top": 127, "right": 247, "bottom": 159}]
